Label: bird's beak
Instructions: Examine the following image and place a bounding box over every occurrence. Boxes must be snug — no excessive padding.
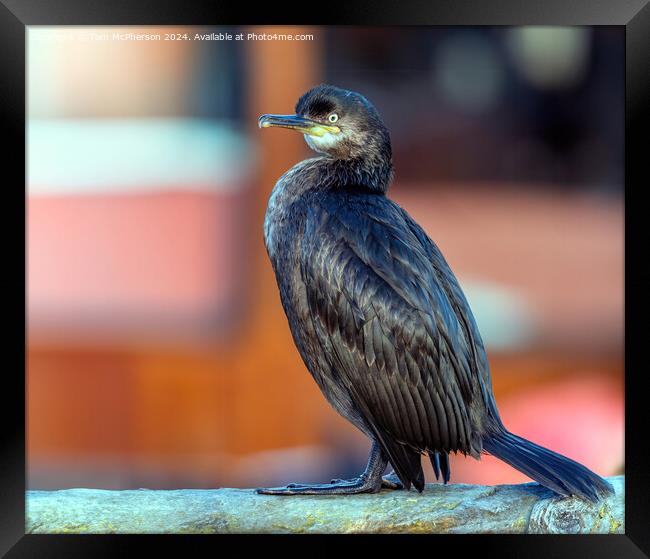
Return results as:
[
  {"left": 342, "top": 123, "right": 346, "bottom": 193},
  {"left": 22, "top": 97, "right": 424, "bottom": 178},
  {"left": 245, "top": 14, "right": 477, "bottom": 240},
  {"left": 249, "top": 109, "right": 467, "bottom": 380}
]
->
[{"left": 258, "top": 114, "right": 340, "bottom": 137}]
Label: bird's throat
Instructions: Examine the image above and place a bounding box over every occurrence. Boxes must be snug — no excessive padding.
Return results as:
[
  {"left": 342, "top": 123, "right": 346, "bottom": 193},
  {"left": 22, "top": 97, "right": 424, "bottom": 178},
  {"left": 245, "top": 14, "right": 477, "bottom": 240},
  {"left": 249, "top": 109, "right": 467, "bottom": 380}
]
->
[{"left": 326, "top": 155, "right": 393, "bottom": 194}]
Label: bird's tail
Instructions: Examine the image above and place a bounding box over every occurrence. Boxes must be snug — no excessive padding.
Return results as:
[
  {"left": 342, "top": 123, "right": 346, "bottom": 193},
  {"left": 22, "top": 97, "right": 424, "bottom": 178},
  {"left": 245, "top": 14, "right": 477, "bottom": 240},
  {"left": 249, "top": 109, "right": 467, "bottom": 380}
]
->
[{"left": 482, "top": 428, "right": 614, "bottom": 502}]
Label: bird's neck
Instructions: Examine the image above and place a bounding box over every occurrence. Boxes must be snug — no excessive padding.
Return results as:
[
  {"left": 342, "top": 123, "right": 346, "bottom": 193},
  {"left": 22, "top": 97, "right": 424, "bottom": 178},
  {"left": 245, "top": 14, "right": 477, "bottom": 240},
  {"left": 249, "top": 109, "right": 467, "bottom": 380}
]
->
[{"left": 317, "top": 153, "right": 394, "bottom": 194}]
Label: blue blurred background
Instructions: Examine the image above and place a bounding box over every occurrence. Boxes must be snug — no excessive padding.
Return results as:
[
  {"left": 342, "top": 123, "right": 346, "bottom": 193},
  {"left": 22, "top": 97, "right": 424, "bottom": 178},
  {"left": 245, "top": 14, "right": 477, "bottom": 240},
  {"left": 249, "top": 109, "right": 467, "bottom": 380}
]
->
[{"left": 27, "top": 26, "right": 623, "bottom": 490}]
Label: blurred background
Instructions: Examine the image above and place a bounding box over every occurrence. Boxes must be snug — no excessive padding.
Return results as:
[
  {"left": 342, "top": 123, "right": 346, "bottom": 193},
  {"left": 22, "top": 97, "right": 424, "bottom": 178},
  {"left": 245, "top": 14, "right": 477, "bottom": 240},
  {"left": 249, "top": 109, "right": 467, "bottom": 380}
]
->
[{"left": 27, "top": 26, "right": 623, "bottom": 490}]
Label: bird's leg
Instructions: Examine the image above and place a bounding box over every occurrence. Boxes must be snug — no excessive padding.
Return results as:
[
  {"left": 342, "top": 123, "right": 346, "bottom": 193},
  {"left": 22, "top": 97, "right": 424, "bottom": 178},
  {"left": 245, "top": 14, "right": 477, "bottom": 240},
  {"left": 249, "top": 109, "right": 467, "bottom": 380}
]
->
[
  {"left": 331, "top": 470, "right": 403, "bottom": 490},
  {"left": 256, "top": 441, "right": 388, "bottom": 495}
]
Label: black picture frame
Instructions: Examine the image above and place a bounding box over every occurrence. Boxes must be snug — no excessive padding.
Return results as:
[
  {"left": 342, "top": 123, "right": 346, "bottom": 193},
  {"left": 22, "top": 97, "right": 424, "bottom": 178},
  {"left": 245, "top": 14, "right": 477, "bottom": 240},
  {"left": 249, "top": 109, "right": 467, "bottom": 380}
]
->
[{"left": 2, "top": 0, "right": 648, "bottom": 556}]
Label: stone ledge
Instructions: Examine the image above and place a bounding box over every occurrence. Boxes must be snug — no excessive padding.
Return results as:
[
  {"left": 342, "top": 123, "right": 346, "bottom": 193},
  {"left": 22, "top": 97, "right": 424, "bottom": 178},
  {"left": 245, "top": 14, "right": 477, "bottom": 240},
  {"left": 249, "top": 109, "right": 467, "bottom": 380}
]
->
[{"left": 26, "top": 475, "right": 624, "bottom": 534}]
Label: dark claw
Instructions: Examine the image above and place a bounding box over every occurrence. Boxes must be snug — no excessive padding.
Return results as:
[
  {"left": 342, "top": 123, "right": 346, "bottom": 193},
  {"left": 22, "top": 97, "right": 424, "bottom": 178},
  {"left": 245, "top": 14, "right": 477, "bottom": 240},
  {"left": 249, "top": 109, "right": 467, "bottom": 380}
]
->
[{"left": 381, "top": 471, "right": 404, "bottom": 490}]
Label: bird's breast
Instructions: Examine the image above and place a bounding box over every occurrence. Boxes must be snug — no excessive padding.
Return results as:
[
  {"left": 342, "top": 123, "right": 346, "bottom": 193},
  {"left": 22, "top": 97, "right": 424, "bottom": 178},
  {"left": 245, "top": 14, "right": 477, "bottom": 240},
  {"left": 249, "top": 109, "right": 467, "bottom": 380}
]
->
[
  {"left": 264, "top": 193, "right": 305, "bottom": 288},
  {"left": 263, "top": 183, "right": 293, "bottom": 263},
  {"left": 263, "top": 162, "right": 315, "bottom": 264}
]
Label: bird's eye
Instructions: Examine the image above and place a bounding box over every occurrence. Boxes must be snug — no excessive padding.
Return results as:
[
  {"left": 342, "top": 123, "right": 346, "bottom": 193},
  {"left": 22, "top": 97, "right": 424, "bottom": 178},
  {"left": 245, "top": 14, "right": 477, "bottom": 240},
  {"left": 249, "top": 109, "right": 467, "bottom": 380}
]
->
[{"left": 328, "top": 113, "right": 339, "bottom": 123}]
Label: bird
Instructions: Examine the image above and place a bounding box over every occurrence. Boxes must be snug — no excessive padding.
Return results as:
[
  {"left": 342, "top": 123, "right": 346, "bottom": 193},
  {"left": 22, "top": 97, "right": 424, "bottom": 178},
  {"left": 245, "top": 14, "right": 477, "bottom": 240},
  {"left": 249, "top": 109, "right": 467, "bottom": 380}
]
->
[{"left": 256, "top": 84, "right": 614, "bottom": 502}]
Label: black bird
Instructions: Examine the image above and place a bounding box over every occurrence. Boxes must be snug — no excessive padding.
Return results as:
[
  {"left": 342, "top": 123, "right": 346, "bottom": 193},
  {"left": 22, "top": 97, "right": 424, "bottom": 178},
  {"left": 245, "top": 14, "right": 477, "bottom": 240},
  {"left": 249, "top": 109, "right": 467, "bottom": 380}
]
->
[{"left": 256, "top": 84, "right": 614, "bottom": 502}]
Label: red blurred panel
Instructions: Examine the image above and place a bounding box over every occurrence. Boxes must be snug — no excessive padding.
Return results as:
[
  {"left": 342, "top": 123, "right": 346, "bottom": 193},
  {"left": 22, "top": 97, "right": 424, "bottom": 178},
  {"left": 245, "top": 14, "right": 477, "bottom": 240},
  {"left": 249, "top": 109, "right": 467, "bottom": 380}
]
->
[{"left": 27, "top": 189, "right": 247, "bottom": 338}]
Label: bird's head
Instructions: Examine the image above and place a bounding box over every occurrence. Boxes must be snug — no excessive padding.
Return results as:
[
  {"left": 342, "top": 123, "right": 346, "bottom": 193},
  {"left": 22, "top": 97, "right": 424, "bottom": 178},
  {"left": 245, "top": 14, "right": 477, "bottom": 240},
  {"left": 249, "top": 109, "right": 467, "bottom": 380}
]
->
[{"left": 258, "top": 84, "right": 392, "bottom": 164}]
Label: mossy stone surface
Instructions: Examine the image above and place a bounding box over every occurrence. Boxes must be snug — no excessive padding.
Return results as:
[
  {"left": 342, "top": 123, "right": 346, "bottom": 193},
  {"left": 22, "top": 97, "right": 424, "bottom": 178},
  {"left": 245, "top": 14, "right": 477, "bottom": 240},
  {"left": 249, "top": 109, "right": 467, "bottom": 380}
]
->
[{"left": 26, "top": 475, "right": 624, "bottom": 534}]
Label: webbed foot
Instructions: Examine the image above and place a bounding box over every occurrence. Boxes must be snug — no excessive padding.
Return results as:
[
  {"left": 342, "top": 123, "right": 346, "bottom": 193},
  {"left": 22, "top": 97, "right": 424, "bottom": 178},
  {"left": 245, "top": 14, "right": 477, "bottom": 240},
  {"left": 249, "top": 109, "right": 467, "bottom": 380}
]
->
[{"left": 256, "top": 475, "right": 380, "bottom": 495}]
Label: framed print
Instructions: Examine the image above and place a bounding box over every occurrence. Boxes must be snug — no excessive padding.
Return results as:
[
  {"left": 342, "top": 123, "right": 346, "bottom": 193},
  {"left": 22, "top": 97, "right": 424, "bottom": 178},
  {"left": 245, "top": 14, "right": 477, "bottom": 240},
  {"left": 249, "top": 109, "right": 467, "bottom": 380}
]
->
[{"left": 1, "top": 0, "right": 648, "bottom": 556}]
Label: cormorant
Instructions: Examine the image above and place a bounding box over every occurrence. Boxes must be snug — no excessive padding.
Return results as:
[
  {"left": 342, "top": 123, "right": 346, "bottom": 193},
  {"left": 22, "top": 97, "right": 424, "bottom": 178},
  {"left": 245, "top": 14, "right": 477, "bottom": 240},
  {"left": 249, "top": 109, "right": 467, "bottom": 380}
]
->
[{"left": 256, "top": 84, "right": 614, "bottom": 502}]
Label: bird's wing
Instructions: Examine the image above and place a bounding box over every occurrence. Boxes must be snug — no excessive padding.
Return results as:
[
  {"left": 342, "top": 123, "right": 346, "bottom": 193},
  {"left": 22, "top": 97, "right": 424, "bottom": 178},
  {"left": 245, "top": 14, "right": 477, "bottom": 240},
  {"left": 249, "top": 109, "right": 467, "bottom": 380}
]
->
[
  {"left": 396, "top": 205, "right": 501, "bottom": 422},
  {"left": 299, "top": 193, "right": 485, "bottom": 485}
]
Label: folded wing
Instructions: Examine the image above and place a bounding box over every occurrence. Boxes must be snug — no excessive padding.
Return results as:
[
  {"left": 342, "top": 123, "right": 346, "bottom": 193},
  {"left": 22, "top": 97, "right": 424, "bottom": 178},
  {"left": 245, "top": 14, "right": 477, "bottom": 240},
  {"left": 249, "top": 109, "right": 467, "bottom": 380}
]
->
[{"left": 300, "top": 193, "right": 488, "bottom": 489}]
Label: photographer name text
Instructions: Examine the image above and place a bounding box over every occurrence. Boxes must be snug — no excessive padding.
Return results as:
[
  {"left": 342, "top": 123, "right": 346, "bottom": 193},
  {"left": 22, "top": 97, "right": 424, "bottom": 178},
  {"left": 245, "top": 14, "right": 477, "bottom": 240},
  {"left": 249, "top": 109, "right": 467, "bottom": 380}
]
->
[{"left": 35, "top": 31, "right": 315, "bottom": 42}]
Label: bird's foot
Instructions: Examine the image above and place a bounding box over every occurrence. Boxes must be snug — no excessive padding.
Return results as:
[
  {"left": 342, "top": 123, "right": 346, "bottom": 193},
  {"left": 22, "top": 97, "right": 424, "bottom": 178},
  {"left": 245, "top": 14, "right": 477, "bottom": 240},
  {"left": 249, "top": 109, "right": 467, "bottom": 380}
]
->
[
  {"left": 381, "top": 471, "right": 404, "bottom": 490},
  {"left": 329, "top": 471, "right": 402, "bottom": 490},
  {"left": 256, "top": 475, "right": 380, "bottom": 495}
]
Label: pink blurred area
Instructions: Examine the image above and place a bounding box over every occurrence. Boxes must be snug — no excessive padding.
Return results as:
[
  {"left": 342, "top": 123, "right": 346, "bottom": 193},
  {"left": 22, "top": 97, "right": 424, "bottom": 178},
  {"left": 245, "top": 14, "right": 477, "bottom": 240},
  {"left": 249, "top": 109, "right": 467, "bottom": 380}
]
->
[{"left": 28, "top": 190, "right": 248, "bottom": 342}]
